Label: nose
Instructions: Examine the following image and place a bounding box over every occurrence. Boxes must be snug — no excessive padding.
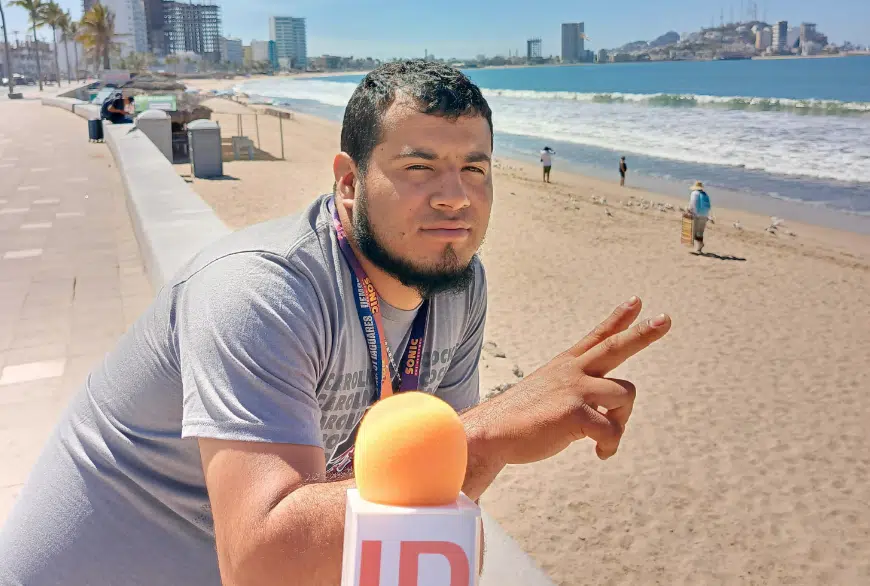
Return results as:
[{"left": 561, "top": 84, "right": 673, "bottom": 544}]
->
[{"left": 430, "top": 170, "right": 470, "bottom": 212}]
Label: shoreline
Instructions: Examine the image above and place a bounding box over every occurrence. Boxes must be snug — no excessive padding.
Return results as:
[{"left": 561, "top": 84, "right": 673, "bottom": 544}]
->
[
  {"left": 184, "top": 97, "right": 870, "bottom": 259},
  {"left": 185, "top": 77, "right": 870, "bottom": 236}
]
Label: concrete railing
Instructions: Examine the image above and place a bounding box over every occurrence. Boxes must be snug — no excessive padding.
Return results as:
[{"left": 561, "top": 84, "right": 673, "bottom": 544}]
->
[
  {"left": 40, "top": 95, "right": 99, "bottom": 120},
  {"left": 73, "top": 104, "right": 100, "bottom": 120},
  {"left": 40, "top": 100, "right": 555, "bottom": 586},
  {"left": 40, "top": 96, "right": 82, "bottom": 112},
  {"left": 103, "top": 123, "right": 230, "bottom": 293}
]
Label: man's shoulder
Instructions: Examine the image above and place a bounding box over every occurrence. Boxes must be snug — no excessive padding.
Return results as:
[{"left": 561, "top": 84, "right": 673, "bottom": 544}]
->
[{"left": 167, "top": 195, "right": 339, "bottom": 297}]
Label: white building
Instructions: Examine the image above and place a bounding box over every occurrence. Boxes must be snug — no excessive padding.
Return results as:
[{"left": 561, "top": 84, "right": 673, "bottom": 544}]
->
[
  {"left": 101, "top": 0, "right": 149, "bottom": 56},
  {"left": 251, "top": 40, "right": 270, "bottom": 62},
  {"left": 269, "top": 16, "right": 307, "bottom": 68},
  {"left": 787, "top": 26, "right": 800, "bottom": 50},
  {"left": 755, "top": 28, "right": 772, "bottom": 50},
  {"left": 219, "top": 37, "right": 243, "bottom": 65}
]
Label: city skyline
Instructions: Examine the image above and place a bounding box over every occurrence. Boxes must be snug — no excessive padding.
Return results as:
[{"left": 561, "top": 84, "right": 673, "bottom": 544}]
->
[{"left": 3, "top": 0, "right": 868, "bottom": 59}]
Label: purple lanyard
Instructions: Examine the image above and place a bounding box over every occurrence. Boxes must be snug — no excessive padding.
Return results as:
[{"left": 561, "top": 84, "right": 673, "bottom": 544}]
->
[{"left": 328, "top": 197, "right": 429, "bottom": 401}]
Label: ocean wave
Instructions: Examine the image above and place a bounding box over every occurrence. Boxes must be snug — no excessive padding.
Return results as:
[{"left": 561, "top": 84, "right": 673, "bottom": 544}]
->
[
  {"left": 237, "top": 78, "right": 870, "bottom": 184},
  {"left": 482, "top": 88, "right": 870, "bottom": 115}
]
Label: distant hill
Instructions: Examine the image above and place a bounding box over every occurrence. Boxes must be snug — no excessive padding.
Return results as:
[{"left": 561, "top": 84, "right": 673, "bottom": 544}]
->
[{"left": 650, "top": 31, "right": 680, "bottom": 48}]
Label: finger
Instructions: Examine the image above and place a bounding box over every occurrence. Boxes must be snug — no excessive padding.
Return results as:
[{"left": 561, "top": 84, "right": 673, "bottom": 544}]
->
[
  {"left": 573, "top": 403, "right": 623, "bottom": 460},
  {"left": 580, "top": 314, "right": 672, "bottom": 378},
  {"left": 563, "top": 297, "right": 643, "bottom": 359},
  {"left": 583, "top": 378, "right": 636, "bottom": 412}
]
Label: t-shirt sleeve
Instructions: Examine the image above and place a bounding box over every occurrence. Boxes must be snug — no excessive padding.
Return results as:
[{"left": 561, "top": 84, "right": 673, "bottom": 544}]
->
[
  {"left": 435, "top": 260, "right": 487, "bottom": 412},
  {"left": 177, "top": 252, "right": 327, "bottom": 448}
]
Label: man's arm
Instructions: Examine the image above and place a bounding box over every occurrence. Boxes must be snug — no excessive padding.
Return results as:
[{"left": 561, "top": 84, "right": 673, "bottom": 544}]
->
[
  {"left": 200, "top": 298, "right": 670, "bottom": 586},
  {"left": 199, "top": 411, "right": 498, "bottom": 586}
]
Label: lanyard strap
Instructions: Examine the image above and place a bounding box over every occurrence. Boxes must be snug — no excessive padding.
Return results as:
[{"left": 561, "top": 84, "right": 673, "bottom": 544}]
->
[{"left": 328, "top": 197, "right": 429, "bottom": 401}]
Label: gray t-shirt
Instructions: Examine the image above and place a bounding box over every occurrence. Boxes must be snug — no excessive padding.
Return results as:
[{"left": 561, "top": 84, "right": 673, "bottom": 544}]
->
[{"left": 0, "top": 194, "right": 487, "bottom": 585}]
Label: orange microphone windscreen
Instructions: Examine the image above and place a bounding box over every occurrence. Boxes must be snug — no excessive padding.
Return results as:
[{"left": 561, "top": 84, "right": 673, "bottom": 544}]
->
[{"left": 354, "top": 392, "right": 468, "bottom": 507}]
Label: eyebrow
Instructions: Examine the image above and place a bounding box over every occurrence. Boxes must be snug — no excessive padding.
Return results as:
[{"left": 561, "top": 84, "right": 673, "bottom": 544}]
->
[{"left": 392, "top": 148, "right": 491, "bottom": 164}]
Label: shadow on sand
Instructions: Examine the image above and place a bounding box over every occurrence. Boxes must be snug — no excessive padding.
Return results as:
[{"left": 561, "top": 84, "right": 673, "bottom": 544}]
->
[{"left": 691, "top": 251, "right": 747, "bottom": 262}]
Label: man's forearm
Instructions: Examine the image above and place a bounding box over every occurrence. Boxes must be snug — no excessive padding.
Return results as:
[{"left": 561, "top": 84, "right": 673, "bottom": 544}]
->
[
  {"left": 247, "top": 477, "right": 354, "bottom": 586},
  {"left": 241, "top": 410, "right": 501, "bottom": 586}
]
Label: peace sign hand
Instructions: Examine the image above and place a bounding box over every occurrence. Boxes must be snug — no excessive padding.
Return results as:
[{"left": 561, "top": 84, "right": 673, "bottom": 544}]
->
[{"left": 472, "top": 297, "right": 671, "bottom": 467}]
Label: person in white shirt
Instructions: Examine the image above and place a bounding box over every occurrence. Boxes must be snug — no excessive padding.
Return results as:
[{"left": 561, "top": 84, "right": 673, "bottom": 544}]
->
[{"left": 540, "top": 146, "right": 555, "bottom": 183}]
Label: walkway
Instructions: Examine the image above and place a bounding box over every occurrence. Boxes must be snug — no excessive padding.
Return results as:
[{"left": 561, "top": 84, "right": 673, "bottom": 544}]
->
[{"left": 0, "top": 98, "right": 152, "bottom": 523}]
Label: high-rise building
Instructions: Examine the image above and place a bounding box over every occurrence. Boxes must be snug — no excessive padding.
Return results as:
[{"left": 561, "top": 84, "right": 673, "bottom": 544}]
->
[
  {"left": 143, "top": 0, "right": 165, "bottom": 55},
  {"left": 799, "top": 23, "right": 817, "bottom": 46},
  {"left": 219, "top": 37, "right": 243, "bottom": 65},
  {"left": 97, "top": 0, "right": 148, "bottom": 56},
  {"left": 269, "top": 16, "right": 307, "bottom": 69},
  {"left": 251, "top": 39, "right": 279, "bottom": 70},
  {"left": 755, "top": 27, "right": 772, "bottom": 50},
  {"left": 561, "top": 23, "right": 586, "bottom": 62},
  {"left": 771, "top": 20, "right": 788, "bottom": 53},
  {"left": 527, "top": 38, "right": 542, "bottom": 61},
  {"left": 164, "top": 1, "right": 222, "bottom": 62}
]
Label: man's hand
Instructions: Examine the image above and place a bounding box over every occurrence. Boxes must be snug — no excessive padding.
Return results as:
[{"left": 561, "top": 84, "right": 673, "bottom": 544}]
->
[{"left": 464, "top": 297, "right": 670, "bottom": 480}]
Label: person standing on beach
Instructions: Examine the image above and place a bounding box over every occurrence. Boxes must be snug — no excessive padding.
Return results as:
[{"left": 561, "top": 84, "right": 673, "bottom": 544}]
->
[
  {"left": 0, "top": 60, "right": 672, "bottom": 586},
  {"left": 687, "top": 181, "right": 712, "bottom": 253},
  {"left": 540, "top": 146, "right": 555, "bottom": 183},
  {"left": 619, "top": 156, "right": 628, "bottom": 187}
]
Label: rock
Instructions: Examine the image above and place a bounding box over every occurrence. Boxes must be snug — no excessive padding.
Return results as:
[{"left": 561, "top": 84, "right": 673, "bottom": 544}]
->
[
  {"left": 485, "top": 382, "right": 516, "bottom": 399},
  {"left": 512, "top": 365, "right": 524, "bottom": 378},
  {"left": 483, "top": 341, "right": 506, "bottom": 358}
]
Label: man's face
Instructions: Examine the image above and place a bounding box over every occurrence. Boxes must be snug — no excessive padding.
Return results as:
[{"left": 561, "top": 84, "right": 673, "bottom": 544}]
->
[{"left": 351, "top": 100, "right": 493, "bottom": 296}]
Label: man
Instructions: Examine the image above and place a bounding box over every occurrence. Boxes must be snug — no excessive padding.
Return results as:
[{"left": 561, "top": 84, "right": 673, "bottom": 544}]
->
[
  {"left": 619, "top": 156, "right": 628, "bottom": 187},
  {"left": 540, "top": 146, "right": 555, "bottom": 183},
  {"left": 688, "top": 180, "right": 712, "bottom": 253},
  {"left": 0, "top": 61, "right": 671, "bottom": 585},
  {"left": 101, "top": 92, "right": 134, "bottom": 124}
]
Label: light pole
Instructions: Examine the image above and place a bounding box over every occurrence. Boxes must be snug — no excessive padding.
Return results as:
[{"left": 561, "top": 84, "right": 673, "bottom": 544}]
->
[{"left": 0, "top": 2, "right": 17, "bottom": 98}]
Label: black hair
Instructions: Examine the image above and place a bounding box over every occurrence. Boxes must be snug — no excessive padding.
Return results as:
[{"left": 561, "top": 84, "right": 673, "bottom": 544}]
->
[{"left": 340, "top": 59, "right": 493, "bottom": 174}]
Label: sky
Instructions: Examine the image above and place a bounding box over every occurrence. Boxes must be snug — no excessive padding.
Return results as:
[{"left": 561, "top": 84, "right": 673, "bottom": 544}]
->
[{"left": 3, "top": 0, "right": 868, "bottom": 58}]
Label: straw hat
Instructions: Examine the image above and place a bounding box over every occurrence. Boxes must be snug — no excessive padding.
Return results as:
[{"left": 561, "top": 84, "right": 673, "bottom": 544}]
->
[{"left": 691, "top": 181, "right": 704, "bottom": 190}]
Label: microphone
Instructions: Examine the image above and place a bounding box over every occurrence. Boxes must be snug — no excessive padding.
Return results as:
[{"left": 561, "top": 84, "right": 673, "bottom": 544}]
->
[{"left": 341, "top": 392, "right": 481, "bottom": 586}]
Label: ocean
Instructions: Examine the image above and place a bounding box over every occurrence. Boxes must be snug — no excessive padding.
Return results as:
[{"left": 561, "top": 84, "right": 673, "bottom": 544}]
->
[{"left": 235, "top": 57, "right": 870, "bottom": 233}]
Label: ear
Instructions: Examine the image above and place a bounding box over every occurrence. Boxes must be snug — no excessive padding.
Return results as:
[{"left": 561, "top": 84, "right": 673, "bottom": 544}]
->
[{"left": 332, "top": 153, "right": 359, "bottom": 208}]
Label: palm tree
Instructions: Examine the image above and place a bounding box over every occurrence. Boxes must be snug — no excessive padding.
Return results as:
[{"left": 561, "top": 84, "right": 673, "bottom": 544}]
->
[
  {"left": 57, "top": 10, "right": 71, "bottom": 83},
  {"left": 78, "top": 1, "right": 116, "bottom": 71},
  {"left": 67, "top": 19, "right": 79, "bottom": 80},
  {"left": 41, "top": 0, "right": 63, "bottom": 85},
  {"left": 1, "top": 1, "right": 16, "bottom": 96},
  {"left": 7, "top": 0, "right": 47, "bottom": 90}
]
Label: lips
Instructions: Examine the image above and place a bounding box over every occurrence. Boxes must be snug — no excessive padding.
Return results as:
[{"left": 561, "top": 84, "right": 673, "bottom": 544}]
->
[
  {"left": 421, "top": 221, "right": 471, "bottom": 231},
  {"left": 419, "top": 223, "right": 472, "bottom": 241}
]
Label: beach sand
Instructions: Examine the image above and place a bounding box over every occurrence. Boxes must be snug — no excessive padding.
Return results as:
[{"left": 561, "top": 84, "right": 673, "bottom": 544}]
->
[{"left": 178, "top": 97, "right": 870, "bottom": 585}]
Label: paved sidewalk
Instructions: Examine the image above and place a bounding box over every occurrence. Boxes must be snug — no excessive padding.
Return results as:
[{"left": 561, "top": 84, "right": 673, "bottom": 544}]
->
[{"left": 0, "top": 98, "right": 153, "bottom": 523}]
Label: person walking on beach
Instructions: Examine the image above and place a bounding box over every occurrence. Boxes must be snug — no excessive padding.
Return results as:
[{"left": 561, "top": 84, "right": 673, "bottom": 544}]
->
[
  {"left": 540, "top": 146, "right": 555, "bottom": 183},
  {"left": 687, "top": 181, "right": 712, "bottom": 253},
  {"left": 619, "top": 156, "right": 628, "bottom": 187},
  {"left": 0, "top": 60, "right": 671, "bottom": 586}
]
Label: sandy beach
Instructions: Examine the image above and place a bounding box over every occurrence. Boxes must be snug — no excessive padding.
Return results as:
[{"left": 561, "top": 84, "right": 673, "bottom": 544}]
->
[{"left": 177, "top": 92, "right": 870, "bottom": 585}]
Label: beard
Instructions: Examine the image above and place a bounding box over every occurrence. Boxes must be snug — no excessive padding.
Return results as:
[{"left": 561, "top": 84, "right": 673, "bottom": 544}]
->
[{"left": 352, "top": 188, "right": 476, "bottom": 299}]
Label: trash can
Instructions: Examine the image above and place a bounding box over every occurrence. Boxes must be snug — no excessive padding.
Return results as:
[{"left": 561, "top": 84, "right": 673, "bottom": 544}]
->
[
  {"left": 88, "top": 118, "right": 103, "bottom": 142},
  {"left": 135, "top": 109, "right": 172, "bottom": 162},
  {"left": 187, "top": 119, "right": 222, "bottom": 178}
]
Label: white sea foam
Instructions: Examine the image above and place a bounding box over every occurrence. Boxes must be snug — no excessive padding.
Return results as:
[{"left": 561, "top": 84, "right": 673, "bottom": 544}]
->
[{"left": 239, "top": 79, "right": 870, "bottom": 184}]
